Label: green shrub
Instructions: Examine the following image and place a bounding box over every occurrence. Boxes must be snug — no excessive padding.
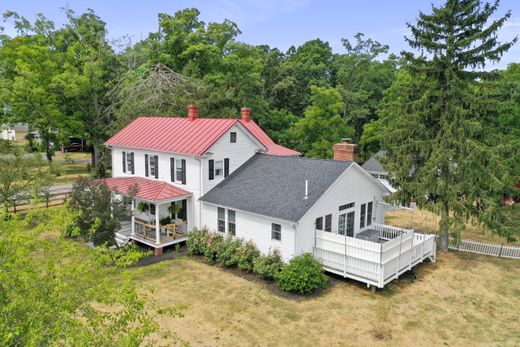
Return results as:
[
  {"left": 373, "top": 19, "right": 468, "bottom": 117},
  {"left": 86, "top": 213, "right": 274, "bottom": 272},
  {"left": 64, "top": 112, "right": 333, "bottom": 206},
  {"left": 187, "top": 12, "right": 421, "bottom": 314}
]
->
[
  {"left": 186, "top": 227, "right": 210, "bottom": 256},
  {"left": 237, "top": 240, "right": 260, "bottom": 272},
  {"left": 216, "top": 236, "right": 242, "bottom": 267},
  {"left": 98, "top": 244, "right": 151, "bottom": 268},
  {"left": 275, "top": 253, "right": 328, "bottom": 294},
  {"left": 204, "top": 233, "right": 225, "bottom": 264},
  {"left": 253, "top": 249, "right": 285, "bottom": 280}
]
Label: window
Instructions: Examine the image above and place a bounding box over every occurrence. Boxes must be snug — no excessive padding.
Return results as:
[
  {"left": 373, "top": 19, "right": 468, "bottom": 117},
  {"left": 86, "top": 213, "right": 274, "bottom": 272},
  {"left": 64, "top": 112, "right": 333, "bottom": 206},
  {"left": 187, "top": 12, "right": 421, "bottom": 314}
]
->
[
  {"left": 315, "top": 217, "right": 323, "bottom": 230},
  {"left": 339, "top": 202, "right": 355, "bottom": 211},
  {"left": 346, "top": 211, "right": 355, "bottom": 237},
  {"left": 150, "top": 204, "right": 156, "bottom": 216},
  {"left": 360, "top": 204, "right": 366, "bottom": 228},
  {"left": 371, "top": 173, "right": 378, "bottom": 179},
  {"left": 379, "top": 175, "right": 388, "bottom": 180},
  {"left": 176, "top": 159, "right": 186, "bottom": 184},
  {"left": 218, "top": 207, "right": 225, "bottom": 233},
  {"left": 230, "top": 132, "right": 237, "bottom": 143},
  {"left": 228, "top": 209, "right": 236, "bottom": 236},
  {"left": 367, "top": 202, "right": 373, "bottom": 226},
  {"left": 150, "top": 156, "right": 157, "bottom": 177},
  {"left": 325, "top": 214, "right": 332, "bottom": 232},
  {"left": 271, "top": 223, "right": 281, "bottom": 241},
  {"left": 338, "top": 214, "right": 346, "bottom": 235},
  {"left": 127, "top": 152, "right": 134, "bottom": 174},
  {"left": 214, "top": 160, "right": 223, "bottom": 176}
]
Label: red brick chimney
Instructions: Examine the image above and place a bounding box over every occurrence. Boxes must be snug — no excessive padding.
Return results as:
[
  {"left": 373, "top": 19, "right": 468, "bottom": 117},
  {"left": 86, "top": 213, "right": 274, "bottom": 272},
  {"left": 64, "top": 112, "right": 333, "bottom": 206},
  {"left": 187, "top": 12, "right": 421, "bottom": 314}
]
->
[
  {"left": 241, "top": 107, "right": 251, "bottom": 122},
  {"left": 188, "top": 104, "right": 199, "bottom": 121},
  {"left": 333, "top": 138, "right": 358, "bottom": 162}
]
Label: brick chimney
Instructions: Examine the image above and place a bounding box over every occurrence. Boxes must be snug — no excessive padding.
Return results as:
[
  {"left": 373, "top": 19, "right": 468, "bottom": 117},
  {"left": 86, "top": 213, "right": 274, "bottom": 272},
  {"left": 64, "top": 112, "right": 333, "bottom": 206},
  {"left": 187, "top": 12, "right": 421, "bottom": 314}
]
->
[
  {"left": 333, "top": 138, "right": 358, "bottom": 162},
  {"left": 188, "top": 104, "right": 199, "bottom": 121},
  {"left": 241, "top": 107, "right": 251, "bottom": 122}
]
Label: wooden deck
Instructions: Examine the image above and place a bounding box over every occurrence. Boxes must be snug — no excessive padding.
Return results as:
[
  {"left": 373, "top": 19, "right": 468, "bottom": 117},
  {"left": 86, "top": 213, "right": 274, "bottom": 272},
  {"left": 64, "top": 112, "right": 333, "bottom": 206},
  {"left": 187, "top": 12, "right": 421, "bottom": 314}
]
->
[
  {"left": 313, "top": 223, "right": 436, "bottom": 288},
  {"left": 117, "top": 219, "right": 188, "bottom": 248}
]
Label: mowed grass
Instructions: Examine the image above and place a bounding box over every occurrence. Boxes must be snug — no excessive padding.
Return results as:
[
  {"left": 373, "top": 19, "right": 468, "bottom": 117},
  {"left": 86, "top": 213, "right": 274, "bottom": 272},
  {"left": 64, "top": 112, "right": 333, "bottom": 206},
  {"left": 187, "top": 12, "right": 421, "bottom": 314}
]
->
[
  {"left": 122, "top": 253, "right": 520, "bottom": 346},
  {"left": 386, "top": 209, "right": 518, "bottom": 245}
]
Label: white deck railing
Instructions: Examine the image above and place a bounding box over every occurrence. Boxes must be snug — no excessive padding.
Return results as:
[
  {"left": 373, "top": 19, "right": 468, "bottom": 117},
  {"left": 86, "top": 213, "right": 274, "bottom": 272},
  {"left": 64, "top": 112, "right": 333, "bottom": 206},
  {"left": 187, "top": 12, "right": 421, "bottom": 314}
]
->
[{"left": 313, "top": 223, "right": 436, "bottom": 288}]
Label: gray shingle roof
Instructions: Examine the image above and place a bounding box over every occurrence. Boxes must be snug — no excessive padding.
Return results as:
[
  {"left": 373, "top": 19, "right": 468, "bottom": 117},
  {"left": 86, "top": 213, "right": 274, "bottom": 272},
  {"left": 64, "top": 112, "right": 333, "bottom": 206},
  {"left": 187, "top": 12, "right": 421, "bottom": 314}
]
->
[
  {"left": 200, "top": 154, "right": 353, "bottom": 222},
  {"left": 361, "top": 150, "right": 387, "bottom": 173}
]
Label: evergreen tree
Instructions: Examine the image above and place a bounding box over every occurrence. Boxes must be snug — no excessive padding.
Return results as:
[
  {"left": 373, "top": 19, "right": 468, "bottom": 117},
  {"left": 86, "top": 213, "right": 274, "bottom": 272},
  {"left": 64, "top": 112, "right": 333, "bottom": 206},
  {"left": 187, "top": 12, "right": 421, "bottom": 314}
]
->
[{"left": 379, "top": 0, "right": 518, "bottom": 251}]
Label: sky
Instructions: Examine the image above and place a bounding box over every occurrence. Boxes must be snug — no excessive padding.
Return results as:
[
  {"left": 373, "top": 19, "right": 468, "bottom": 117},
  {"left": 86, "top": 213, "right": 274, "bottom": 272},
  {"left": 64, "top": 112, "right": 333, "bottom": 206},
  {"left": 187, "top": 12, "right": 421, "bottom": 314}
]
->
[{"left": 1, "top": 0, "right": 519, "bottom": 68}]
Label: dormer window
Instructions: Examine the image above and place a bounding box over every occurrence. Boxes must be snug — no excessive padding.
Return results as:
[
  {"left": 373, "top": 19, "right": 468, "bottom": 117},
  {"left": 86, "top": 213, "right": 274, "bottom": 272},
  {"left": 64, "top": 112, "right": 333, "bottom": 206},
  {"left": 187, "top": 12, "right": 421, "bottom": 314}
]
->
[{"left": 230, "top": 132, "right": 237, "bottom": 143}]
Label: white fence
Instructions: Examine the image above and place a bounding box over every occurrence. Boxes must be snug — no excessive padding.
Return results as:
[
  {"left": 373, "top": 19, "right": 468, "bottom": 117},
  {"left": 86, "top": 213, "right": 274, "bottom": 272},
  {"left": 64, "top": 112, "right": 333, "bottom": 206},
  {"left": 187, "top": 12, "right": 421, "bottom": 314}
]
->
[
  {"left": 313, "top": 223, "right": 436, "bottom": 288},
  {"left": 449, "top": 239, "right": 520, "bottom": 260}
]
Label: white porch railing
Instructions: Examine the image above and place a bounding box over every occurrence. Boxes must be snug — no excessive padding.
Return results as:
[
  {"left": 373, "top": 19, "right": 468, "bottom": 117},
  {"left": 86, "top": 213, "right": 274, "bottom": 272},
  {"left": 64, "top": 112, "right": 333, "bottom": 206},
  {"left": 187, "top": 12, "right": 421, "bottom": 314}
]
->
[{"left": 313, "top": 223, "right": 436, "bottom": 288}]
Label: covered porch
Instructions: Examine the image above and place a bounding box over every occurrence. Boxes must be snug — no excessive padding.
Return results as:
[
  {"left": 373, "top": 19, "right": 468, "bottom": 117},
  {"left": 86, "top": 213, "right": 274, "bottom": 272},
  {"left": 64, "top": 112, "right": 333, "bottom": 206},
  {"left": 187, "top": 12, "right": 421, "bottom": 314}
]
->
[{"left": 101, "top": 176, "right": 193, "bottom": 255}]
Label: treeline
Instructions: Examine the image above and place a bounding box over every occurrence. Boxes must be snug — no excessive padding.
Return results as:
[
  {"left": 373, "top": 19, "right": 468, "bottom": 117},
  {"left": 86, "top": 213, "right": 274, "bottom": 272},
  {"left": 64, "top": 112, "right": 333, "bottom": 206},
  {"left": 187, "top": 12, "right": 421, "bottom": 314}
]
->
[{"left": 0, "top": 7, "right": 399, "bottom": 170}]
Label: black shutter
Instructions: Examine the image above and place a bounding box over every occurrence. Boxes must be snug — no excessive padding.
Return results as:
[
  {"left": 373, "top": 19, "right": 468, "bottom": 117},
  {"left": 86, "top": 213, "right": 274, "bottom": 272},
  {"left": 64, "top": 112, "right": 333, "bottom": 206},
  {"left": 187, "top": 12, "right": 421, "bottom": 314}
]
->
[
  {"left": 181, "top": 159, "right": 186, "bottom": 185},
  {"left": 224, "top": 158, "right": 229, "bottom": 177},
  {"left": 154, "top": 155, "right": 159, "bottom": 179},
  {"left": 181, "top": 199, "right": 187, "bottom": 221},
  {"left": 122, "top": 151, "right": 126, "bottom": 173},
  {"left": 170, "top": 158, "right": 175, "bottom": 182},
  {"left": 130, "top": 153, "right": 135, "bottom": 174},
  {"left": 209, "top": 159, "right": 214, "bottom": 180},
  {"left": 145, "top": 154, "right": 149, "bottom": 177}
]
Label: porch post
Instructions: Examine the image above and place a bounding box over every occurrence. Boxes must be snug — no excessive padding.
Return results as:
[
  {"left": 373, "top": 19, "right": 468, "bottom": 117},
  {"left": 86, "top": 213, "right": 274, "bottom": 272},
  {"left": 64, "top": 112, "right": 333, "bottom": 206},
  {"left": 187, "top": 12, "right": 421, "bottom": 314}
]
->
[
  {"left": 131, "top": 198, "right": 135, "bottom": 236},
  {"left": 155, "top": 202, "right": 161, "bottom": 245}
]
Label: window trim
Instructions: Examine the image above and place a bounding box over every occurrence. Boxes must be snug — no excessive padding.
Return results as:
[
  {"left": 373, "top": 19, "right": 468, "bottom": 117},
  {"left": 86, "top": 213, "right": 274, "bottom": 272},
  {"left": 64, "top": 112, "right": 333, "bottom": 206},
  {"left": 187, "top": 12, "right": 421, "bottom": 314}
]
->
[
  {"left": 214, "top": 160, "right": 224, "bottom": 177},
  {"left": 339, "top": 202, "right": 355, "bottom": 211},
  {"left": 315, "top": 217, "right": 323, "bottom": 231},
  {"left": 227, "top": 209, "right": 236, "bottom": 236},
  {"left": 325, "top": 214, "right": 332, "bottom": 232},
  {"left": 127, "top": 152, "right": 134, "bottom": 174},
  {"left": 271, "top": 223, "right": 281, "bottom": 241},
  {"left": 217, "top": 207, "right": 225, "bottom": 233},
  {"left": 367, "top": 201, "right": 373, "bottom": 226},
  {"left": 360, "top": 203, "right": 366, "bottom": 228},
  {"left": 230, "top": 132, "right": 237, "bottom": 143}
]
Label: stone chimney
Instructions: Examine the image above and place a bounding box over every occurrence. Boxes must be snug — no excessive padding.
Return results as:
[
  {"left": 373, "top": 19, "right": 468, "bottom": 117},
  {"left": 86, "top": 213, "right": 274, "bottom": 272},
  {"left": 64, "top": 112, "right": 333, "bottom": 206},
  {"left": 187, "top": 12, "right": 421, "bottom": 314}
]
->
[
  {"left": 333, "top": 138, "right": 358, "bottom": 162},
  {"left": 188, "top": 104, "right": 199, "bottom": 121},
  {"left": 241, "top": 107, "right": 251, "bottom": 122}
]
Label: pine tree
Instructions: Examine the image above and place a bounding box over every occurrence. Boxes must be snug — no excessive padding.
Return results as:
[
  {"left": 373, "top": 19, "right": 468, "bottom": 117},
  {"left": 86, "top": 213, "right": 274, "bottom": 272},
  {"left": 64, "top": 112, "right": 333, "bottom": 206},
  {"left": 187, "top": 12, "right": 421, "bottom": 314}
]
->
[{"left": 380, "top": 0, "right": 518, "bottom": 251}]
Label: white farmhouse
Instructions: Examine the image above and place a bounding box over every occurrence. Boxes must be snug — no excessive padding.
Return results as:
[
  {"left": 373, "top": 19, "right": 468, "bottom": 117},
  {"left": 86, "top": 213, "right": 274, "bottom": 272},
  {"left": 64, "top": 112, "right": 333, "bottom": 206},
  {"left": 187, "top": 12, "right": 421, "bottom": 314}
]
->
[{"left": 104, "top": 105, "right": 436, "bottom": 288}]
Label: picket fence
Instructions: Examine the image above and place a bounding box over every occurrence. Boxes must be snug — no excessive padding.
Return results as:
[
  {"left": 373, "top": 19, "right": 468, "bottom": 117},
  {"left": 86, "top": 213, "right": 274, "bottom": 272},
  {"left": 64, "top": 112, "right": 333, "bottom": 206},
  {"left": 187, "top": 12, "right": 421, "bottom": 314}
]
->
[{"left": 449, "top": 238, "right": 520, "bottom": 260}]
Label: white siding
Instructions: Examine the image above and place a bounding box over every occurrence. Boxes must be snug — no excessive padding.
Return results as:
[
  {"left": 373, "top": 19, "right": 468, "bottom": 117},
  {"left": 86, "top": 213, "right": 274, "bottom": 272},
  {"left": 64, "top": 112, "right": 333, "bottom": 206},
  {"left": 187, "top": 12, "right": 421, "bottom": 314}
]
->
[
  {"left": 295, "top": 164, "right": 387, "bottom": 256},
  {"left": 111, "top": 147, "right": 203, "bottom": 227},
  {"left": 201, "top": 203, "right": 296, "bottom": 262},
  {"left": 202, "top": 124, "right": 262, "bottom": 193}
]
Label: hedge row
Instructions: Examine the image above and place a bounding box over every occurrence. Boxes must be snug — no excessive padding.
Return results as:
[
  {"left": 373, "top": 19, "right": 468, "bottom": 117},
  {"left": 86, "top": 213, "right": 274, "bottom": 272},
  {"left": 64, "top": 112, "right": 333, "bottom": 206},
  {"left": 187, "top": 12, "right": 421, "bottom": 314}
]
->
[{"left": 186, "top": 228, "right": 328, "bottom": 294}]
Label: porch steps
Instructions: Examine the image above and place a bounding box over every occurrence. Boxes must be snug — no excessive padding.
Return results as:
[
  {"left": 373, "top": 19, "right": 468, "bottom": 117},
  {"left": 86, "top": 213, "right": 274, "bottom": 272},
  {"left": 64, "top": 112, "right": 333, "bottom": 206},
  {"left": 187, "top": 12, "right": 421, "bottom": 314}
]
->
[{"left": 115, "top": 232, "right": 130, "bottom": 248}]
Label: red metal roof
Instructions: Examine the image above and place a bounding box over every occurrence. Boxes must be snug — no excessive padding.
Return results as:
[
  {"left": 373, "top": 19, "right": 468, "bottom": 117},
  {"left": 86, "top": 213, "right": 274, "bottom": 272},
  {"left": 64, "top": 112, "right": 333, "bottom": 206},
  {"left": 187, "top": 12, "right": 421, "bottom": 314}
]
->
[
  {"left": 97, "top": 176, "right": 191, "bottom": 202},
  {"left": 105, "top": 116, "right": 300, "bottom": 156}
]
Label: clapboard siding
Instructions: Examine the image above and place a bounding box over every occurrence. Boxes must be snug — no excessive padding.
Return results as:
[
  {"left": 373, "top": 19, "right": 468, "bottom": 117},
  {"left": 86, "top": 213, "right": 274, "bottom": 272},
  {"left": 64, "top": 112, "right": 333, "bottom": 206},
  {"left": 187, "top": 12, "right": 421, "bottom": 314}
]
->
[
  {"left": 296, "top": 164, "right": 388, "bottom": 256},
  {"left": 201, "top": 203, "right": 296, "bottom": 261},
  {"left": 202, "top": 124, "right": 263, "bottom": 193},
  {"left": 111, "top": 146, "right": 203, "bottom": 226}
]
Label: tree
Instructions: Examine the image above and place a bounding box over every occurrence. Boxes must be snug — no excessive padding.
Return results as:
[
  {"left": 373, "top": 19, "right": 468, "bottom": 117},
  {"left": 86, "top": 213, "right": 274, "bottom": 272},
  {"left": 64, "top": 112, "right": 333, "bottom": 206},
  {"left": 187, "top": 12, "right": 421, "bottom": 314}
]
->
[
  {"left": 0, "top": 12, "right": 66, "bottom": 162},
  {"left": 378, "top": 0, "right": 518, "bottom": 251},
  {"left": 67, "top": 177, "right": 132, "bottom": 246},
  {"left": 0, "top": 140, "right": 50, "bottom": 216},
  {"left": 53, "top": 9, "right": 118, "bottom": 176},
  {"left": 0, "top": 208, "right": 156, "bottom": 345},
  {"left": 335, "top": 33, "right": 397, "bottom": 145},
  {"left": 288, "top": 86, "right": 354, "bottom": 158}
]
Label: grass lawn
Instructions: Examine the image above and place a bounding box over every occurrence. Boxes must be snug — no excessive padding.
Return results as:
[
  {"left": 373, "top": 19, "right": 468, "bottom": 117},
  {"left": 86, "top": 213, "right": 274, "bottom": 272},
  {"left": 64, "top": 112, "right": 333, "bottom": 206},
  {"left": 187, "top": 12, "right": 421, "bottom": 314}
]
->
[
  {"left": 122, "top": 252, "right": 520, "bottom": 346},
  {"left": 50, "top": 152, "right": 92, "bottom": 185},
  {"left": 386, "top": 209, "right": 518, "bottom": 245}
]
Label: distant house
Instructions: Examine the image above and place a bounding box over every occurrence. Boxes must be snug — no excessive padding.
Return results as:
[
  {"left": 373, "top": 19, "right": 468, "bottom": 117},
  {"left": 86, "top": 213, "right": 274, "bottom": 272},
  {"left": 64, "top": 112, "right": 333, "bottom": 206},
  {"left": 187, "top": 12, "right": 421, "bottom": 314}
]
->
[
  {"left": 0, "top": 123, "right": 29, "bottom": 142},
  {"left": 362, "top": 150, "right": 396, "bottom": 193},
  {"left": 102, "top": 105, "right": 436, "bottom": 288}
]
